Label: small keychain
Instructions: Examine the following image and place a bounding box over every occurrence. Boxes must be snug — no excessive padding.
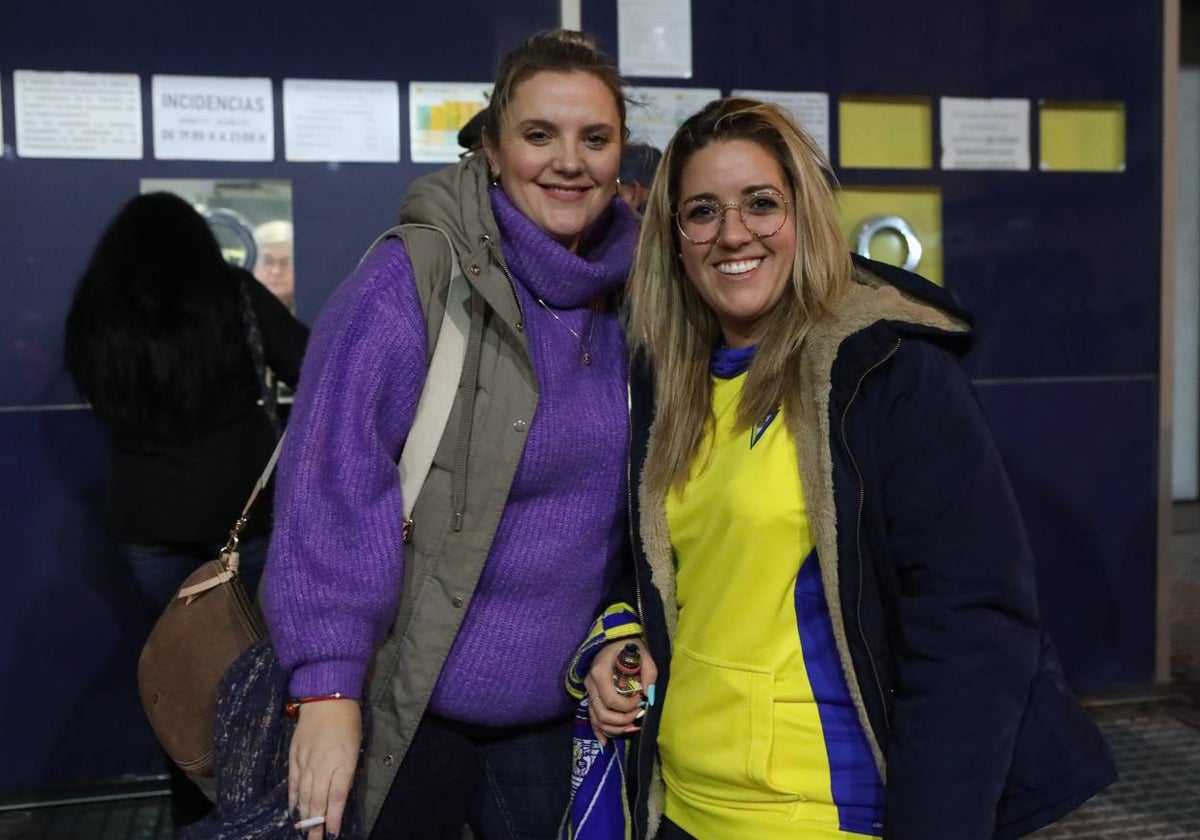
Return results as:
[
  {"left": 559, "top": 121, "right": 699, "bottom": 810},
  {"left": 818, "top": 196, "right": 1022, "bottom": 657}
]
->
[{"left": 612, "top": 642, "right": 643, "bottom": 696}]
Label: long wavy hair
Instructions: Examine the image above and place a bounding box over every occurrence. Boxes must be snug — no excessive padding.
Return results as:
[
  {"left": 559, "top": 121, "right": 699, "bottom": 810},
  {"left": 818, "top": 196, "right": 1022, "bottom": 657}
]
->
[
  {"left": 627, "top": 98, "right": 852, "bottom": 493},
  {"left": 65, "top": 192, "right": 253, "bottom": 437}
]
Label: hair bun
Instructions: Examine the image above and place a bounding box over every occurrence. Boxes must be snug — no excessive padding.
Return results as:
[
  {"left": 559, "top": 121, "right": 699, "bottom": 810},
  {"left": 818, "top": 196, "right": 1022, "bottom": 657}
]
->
[{"left": 539, "top": 29, "right": 599, "bottom": 53}]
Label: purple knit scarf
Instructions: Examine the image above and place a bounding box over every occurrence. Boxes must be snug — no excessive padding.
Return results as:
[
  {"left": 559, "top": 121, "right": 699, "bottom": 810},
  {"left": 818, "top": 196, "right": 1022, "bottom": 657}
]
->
[{"left": 425, "top": 189, "right": 637, "bottom": 725}]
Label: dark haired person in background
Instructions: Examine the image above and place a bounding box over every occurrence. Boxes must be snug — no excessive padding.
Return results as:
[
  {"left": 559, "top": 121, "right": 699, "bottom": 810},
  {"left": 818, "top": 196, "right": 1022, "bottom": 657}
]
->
[
  {"left": 457, "top": 107, "right": 487, "bottom": 155},
  {"left": 617, "top": 141, "right": 663, "bottom": 213},
  {"left": 64, "top": 191, "right": 308, "bottom": 827}
]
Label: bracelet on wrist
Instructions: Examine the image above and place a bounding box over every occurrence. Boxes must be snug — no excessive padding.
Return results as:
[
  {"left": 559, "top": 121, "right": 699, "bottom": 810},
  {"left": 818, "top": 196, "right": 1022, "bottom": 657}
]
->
[{"left": 284, "top": 692, "right": 348, "bottom": 720}]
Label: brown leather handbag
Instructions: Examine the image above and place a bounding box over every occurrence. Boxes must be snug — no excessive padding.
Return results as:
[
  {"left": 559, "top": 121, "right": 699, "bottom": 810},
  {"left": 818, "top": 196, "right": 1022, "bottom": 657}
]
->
[
  {"left": 136, "top": 447, "right": 277, "bottom": 776},
  {"left": 136, "top": 224, "right": 469, "bottom": 778}
]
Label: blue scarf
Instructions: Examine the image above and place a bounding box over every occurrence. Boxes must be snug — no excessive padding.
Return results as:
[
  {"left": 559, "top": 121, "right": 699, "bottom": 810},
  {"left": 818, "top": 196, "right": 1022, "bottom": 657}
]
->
[
  {"left": 559, "top": 603, "right": 642, "bottom": 840},
  {"left": 178, "top": 641, "right": 367, "bottom": 840}
]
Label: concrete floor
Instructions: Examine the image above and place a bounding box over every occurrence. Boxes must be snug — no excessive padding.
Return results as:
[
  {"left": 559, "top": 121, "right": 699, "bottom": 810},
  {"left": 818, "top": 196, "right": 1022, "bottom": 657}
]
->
[
  {"left": 1031, "top": 522, "right": 1200, "bottom": 839},
  {"left": 4, "top": 522, "right": 1200, "bottom": 840}
]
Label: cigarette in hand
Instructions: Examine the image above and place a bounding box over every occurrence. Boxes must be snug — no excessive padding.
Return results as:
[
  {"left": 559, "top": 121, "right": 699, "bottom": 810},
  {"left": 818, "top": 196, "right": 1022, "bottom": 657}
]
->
[{"left": 294, "top": 815, "right": 326, "bottom": 829}]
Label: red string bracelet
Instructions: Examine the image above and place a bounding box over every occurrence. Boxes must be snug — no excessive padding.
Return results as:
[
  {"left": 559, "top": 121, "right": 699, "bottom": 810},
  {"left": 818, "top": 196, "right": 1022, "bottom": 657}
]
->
[{"left": 284, "top": 692, "right": 348, "bottom": 720}]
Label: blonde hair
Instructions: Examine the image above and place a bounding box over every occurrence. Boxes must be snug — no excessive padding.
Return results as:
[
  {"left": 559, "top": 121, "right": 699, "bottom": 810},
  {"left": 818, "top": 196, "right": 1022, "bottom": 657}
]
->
[
  {"left": 254, "top": 220, "right": 293, "bottom": 248},
  {"left": 627, "top": 98, "right": 852, "bottom": 493}
]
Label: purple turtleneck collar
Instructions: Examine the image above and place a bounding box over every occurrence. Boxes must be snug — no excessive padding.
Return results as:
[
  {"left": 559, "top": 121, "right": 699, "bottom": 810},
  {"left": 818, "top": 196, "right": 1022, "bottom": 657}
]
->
[{"left": 488, "top": 185, "right": 639, "bottom": 308}]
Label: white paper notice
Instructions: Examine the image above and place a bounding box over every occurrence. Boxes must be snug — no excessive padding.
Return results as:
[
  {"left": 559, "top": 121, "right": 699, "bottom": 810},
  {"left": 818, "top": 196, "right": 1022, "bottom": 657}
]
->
[
  {"left": 940, "top": 97, "right": 1030, "bottom": 171},
  {"left": 618, "top": 0, "right": 693, "bottom": 79},
  {"left": 409, "top": 82, "right": 491, "bottom": 163},
  {"left": 152, "top": 75, "right": 274, "bottom": 161},
  {"left": 627, "top": 86, "right": 720, "bottom": 151},
  {"left": 283, "top": 79, "right": 400, "bottom": 163},
  {"left": 732, "top": 90, "right": 831, "bottom": 159},
  {"left": 14, "top": 71, "right": 142, "bottom": 160}
]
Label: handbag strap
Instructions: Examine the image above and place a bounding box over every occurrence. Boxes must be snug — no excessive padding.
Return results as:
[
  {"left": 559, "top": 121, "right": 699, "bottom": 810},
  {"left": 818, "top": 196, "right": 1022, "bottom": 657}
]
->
[
  {"left": 395, "top": 226, "right": 470, "bottom": 534},
  {"left": 179, "top": 440, "right": 288, "bottom": 600},
  {"left": 237, "top": 272, "right": 283, "bottom": 438},
  {"left": 216, "top": 224, "right": 469, "bottom": 560}
]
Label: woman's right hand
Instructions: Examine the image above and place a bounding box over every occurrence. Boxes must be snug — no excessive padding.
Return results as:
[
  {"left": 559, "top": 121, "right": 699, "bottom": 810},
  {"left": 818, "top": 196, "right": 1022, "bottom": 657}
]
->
[
  {"left": 584, "top": 638, "right": 658, "bottom": 746},
  {"left": 289, "top": 699, "right": 362, "bottom": 840}
]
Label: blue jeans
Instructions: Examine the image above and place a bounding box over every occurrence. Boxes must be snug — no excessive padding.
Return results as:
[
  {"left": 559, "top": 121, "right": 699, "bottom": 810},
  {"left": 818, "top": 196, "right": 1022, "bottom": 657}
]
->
[
  {"left": 370, "top": 712, "right": 574, "bottom": 840},
  {"left": 116, "top": 535, "right": 268, "bottom": 617}
]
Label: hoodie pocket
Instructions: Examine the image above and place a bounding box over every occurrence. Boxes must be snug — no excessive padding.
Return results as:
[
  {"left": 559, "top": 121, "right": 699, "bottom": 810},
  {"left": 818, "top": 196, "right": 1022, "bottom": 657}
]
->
[{"left": 658, "top": 643, "right": 798, "bottom": 809}]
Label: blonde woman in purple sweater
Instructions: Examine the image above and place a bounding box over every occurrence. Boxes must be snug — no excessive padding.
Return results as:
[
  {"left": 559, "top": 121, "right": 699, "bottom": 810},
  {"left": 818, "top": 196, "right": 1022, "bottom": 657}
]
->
[{"left": 261, "top": 31, "right": 640, "bottom": 840}]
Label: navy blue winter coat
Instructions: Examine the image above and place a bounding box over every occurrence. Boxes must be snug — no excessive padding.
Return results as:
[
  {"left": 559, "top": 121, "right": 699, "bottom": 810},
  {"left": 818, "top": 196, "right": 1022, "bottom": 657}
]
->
[{"left": 623, "top": 256, "right": 1116, "bottom": 839}]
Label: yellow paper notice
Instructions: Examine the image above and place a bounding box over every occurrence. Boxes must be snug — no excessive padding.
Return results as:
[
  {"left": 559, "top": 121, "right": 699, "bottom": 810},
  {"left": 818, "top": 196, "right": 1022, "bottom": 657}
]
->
[
  {"left": 1039, "top": 101, "right": 1126, "bottom": 172},
  {"left": 839, "top": 97, "right": 933, "bottom": 169}
]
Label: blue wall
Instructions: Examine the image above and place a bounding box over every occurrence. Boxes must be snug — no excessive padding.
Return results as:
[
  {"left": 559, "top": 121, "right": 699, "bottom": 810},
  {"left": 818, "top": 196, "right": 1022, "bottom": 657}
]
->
[
  {"left": 0, "top": 0, "right": 558, "bottom": 795},
  {"left": 584, "top": 0, "right": 1163, "bottom": 694},
  {"left": 0, "top": 0, "right": 1165, "bottom": 795}
]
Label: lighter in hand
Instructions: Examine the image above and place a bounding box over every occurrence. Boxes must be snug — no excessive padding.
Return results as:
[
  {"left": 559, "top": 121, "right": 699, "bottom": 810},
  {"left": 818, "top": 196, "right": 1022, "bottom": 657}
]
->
[{"left": 612, "top": 642, "right": 643, "bottom": 696}]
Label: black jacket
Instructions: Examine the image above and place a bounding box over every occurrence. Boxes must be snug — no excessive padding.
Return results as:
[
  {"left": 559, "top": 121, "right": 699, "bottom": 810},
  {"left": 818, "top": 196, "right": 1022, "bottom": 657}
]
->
[
  {"left": 106, "top": 274, "right": 308, "bottom": 544},
  {"left": 623, "top": 257, "right": 1116, "bottom": 839}
]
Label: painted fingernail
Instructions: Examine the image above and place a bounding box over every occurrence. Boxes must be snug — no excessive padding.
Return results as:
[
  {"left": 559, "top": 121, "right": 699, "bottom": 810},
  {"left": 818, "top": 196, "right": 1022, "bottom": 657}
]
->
[
  {"left": 635, "top": 707, "right": 647, "bottom": 720},
  {"left": 647, "top": 684, "right": 657, "bottom": 706},
  {"left": 623, "top": 725, "right": 642, "bottom": 734},
  {"left": 637, "top": 699, "right": 648, "bottom": 708}
]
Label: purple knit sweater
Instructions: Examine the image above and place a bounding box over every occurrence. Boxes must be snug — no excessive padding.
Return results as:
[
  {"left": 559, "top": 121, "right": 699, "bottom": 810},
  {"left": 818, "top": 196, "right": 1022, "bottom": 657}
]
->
[{"left": 263, "top": 187, "right": 635, "bottom": 725}]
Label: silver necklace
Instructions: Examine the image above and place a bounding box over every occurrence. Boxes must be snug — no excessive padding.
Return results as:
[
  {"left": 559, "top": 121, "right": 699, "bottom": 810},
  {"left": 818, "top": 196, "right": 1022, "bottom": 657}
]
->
[{"left": 536, "top": 298, "right": 596, "bottom": 365}]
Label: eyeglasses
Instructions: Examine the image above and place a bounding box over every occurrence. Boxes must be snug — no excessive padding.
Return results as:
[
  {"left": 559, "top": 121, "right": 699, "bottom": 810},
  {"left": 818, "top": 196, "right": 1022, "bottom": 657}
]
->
[
  {"left": 261, "top": 254, "right": 293, "bottom": 270},
  {"left": 675, "top": 189, "right": 793, "bottom": 245}
]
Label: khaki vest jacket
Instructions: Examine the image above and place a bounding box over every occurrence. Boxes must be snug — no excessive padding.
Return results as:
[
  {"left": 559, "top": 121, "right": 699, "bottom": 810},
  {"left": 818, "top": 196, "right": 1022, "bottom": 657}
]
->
[{"left": 358, "top": 156, "right": 541, "bottom": 831}]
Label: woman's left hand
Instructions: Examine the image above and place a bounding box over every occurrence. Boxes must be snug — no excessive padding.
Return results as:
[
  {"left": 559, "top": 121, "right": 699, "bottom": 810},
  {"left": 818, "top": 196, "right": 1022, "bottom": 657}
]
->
[
  {"left": 289, "top": 699, "right": 361, "bottom": 840},
  {"left": 583, "top": 638, "right": 658, "bottom": 746}
]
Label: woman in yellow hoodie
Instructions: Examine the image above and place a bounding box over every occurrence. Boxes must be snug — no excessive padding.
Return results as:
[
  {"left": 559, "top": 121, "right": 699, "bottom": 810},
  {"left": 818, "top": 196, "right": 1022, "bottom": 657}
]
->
[{"left": 573, "top": 98, "right": 1115, "bottom": 840}]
